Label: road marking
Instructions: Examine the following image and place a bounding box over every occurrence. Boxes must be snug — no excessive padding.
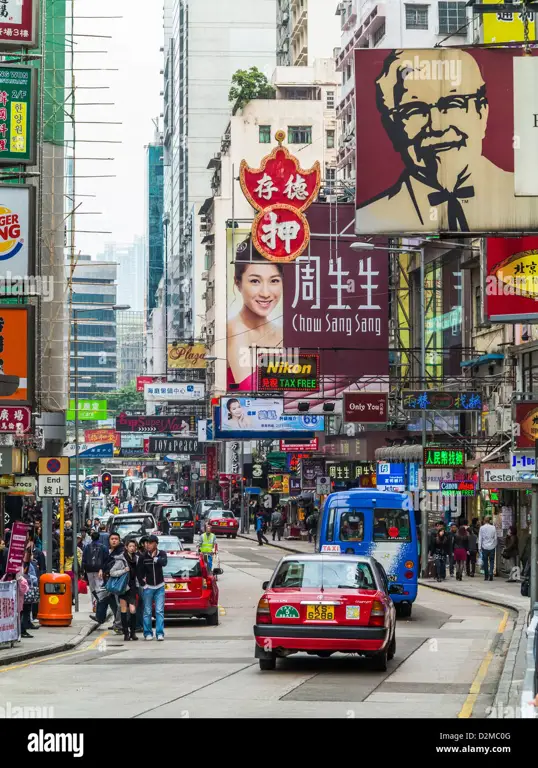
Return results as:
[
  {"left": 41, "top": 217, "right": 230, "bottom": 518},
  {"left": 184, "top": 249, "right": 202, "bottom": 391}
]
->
[
  {"left": 0, "top": 630, "right": 109, "bottom": 674},
  {"left": 219, "top": 605, "right": 226, "bottom": 616},
  {"left": 457, "top": 610, "right": 509, "bottom": 719}
]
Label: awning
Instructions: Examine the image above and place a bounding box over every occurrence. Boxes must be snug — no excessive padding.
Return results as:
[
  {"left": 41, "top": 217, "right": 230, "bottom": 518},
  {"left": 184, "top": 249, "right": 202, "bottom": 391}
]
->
[
  {"left": 375, "top": 445, "right": 423, "bottom": 462},
  {"left": 460, "top": 353, "right": 504, "bottom": 369},
  {"left": 198, "top": 197, "right": 213, "bottom": 216},
  {"left": 201, "top": 233, "right": 214, "bottom": 244}
]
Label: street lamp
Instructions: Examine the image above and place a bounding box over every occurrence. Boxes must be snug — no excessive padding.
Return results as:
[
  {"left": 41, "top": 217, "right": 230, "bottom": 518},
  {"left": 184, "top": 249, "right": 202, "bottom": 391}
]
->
[{"left": 71, "top": 303, "right": 130, "bottom": 611}]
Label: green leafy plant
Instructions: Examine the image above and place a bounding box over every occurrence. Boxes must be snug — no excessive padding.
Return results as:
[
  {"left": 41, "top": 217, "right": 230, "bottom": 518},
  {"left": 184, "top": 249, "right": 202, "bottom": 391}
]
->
[{"left": 229, "top": 67, "right": 276, "bottom": 115}]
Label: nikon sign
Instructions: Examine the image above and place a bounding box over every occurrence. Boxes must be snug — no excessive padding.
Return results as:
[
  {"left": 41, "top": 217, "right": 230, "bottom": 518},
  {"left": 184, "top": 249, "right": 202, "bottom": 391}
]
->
[{"left": 257, "top": 352, "right": 320, "bottom": 392}]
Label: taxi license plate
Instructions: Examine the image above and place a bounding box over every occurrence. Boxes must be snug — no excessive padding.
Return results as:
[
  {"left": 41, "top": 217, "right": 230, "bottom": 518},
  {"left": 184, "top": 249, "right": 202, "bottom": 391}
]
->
[
  {"left": 165, "top": 583, "right": 187, "bottom": 591},
  {"left": 172, "top": 522, "right": 181, "bottom": 527},
  {"left": 306, "top": 605, "right": 335, "bottom": 621},
  {"left": 220, "top": 521, "right": 227, "bottom": 526}
]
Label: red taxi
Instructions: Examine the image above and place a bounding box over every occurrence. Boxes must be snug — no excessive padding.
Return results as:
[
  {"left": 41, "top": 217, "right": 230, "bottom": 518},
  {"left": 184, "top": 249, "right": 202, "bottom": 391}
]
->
[
  {"left": 163, "top": 552, "right": 219, "bottom": 625},
  {"left": 206, "top": 510, "right": 238, "bottom": 539},
  {"left": 254, "top": 554, "right": 396, "bottom": 671}
]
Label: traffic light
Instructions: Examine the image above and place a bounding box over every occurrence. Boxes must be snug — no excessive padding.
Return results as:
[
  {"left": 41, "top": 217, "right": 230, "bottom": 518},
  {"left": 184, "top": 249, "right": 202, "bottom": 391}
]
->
[{"left": 101, "top": 472, "right": 112, "bottom": 495}]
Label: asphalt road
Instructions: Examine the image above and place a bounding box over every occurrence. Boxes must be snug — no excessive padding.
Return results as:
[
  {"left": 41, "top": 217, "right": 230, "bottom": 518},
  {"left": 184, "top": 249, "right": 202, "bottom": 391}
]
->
[{"left": 0, "top": 537, "right": 514, "bottom": 719}]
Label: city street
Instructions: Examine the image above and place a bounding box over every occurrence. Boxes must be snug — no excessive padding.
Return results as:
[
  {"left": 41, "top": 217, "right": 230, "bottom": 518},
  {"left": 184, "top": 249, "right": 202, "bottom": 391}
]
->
[{"left": 0, "top": 538, "right": 515, "bottom": 719}]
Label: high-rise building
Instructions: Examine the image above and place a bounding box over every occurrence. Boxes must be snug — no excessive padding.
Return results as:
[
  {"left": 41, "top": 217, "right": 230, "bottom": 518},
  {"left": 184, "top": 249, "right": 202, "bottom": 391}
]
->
[
  {"left": 117, "top": 310, "right": 145, "bottom": 388},
  {"left": 335, "top": 0, "right": 473, "bottom": 188},
  {"left": 99, "top": 239, "right": 145, "bottom": 313},
  {"left": 146, "top": 139, "right": 164, "bottom": 316},
  {"left": 163, "top": 0, "right": 277, "bottom": 342},
  {"left": 277, "top": 0, "right": 341, "bottom": 66}
]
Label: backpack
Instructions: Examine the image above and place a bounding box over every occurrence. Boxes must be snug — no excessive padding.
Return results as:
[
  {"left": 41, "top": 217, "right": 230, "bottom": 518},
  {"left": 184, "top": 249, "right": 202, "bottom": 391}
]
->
[{"left": 85, "top": 542, "right": 104, "bottom": 573}]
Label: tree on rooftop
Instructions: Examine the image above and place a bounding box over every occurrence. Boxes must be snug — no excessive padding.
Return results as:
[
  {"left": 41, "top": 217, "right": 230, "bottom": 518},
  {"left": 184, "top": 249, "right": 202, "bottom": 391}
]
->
[{"left": 229, "top": 67, "right": 276, "bottom": 115}]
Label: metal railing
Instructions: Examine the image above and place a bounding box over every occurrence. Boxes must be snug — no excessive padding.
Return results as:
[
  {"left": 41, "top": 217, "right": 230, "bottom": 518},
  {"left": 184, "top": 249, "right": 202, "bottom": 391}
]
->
[{"left": 521, "top": 604, "right": 538, "bottom": 718}]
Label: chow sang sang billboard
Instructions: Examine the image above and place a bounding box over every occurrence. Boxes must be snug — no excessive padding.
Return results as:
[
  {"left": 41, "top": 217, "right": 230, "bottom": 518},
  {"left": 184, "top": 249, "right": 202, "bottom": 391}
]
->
[
  {"left": 226, "top": 204, "right": 388, "bottom": 411},
  {"left": 355, "top": 48, "right": 538, "bottom": 235}
]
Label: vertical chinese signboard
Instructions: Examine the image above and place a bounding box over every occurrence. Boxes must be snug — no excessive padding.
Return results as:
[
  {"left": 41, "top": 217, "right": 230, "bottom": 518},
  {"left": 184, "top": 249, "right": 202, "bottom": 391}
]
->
[
  {"left": 0, "top": 0, "right": 39, "bottom": 49},
  {"left": 0, "top": 65, "right": 37, "bottom": 165}
]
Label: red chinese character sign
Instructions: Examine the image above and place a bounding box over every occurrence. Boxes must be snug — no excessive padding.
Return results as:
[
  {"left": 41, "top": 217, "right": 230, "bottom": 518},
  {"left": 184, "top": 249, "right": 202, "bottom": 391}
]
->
[
  {"left": 0, "top": 0, "right": 39, "bottom": 49},
  {"left": 240, "top": 131, "right": 321, "bottom": 263}
]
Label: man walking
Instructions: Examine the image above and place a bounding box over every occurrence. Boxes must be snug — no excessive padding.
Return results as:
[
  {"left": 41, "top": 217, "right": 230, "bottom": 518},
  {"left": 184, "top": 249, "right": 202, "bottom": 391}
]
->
[
  {"left": 271, "top": 507, "right": 283, "bottom": 542},
  {"left": 466, "top": 525, "right": 478, "bottom": 577},
  {"left": 478, "top": 515, "right": 498, "bottom": 581},
  {"left": 137, "top": 534, "right": 168, "bottom": 641},
  {"left": 82, "top": 531, "right": 107, "bottom": 603},
  {"left": 256, "top": 512, "right": 269, "bottom": 546},
  {"left": 92, "top": 532, "right": 124, "bottom": 625},
  {"left": 447, "top": 523, "right": 458, "bottom": 578}
]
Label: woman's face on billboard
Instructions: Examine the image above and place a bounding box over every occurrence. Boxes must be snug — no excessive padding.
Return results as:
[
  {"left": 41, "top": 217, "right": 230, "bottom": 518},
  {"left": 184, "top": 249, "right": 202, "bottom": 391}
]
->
[{"left": 236, "top": 264, "right": 282, "bottom": 318}]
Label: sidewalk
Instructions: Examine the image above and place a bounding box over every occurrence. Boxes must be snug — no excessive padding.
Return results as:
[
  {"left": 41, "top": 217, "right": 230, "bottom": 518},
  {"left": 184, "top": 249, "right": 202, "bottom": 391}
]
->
[{"left": 0, "top": 592, "right": 98, "bottom": 667}]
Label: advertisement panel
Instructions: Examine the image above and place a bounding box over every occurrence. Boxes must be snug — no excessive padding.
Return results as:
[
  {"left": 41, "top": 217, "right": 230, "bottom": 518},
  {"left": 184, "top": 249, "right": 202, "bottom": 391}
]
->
[
  {"left": 0, "top": 65, "right": 37, "bottom": 166},
  {"left": 219, "top": 397, "right": 324, "bottom": 434},
  {"left": 136, "top": 375, "right": 158, "bottom": 392},
  {"left": 0, "top": 0, "right": 39, "bottom": 49},
  {"left": 485, "top": 237, "right": 538, "bottom": 322},
  {"left": 355, "top": 48, "right": 538, "bottom": 234},
  {"left": 144, "top": 381, "right": 205, "bottom": 402},
  {"left": 268, "top": 474, "right": 290, "bottom": 494},
  {"left": 0, "top": 405, "right": 31, "bottom": 433},
  {"left": 376, "top": 463, "right": 405, "bottom": 490},
  {"left": 5, "top": 521, "right": 29, "bottom": 574},
  {"left": 280, "top": 438, "right": 318, "bottom": 453},
  {"left": 344, "top": 393, "right": 388, "bottom": 423},
  {"left": 403, "top": 391, "right": 482, "bottom": 411},
  {"left": 0, "top": 580, "right": 18, "bottom": 643},
  {"left": 84, "top": 428, "right": 116, "bottom": 444},
  {"left": 149, "top": 437, "right": 199, "bottom": 455},
  {"left": 0, "top": 305, "right": 33, "bottom": 404},
  {"left": 116, "top": 413, "right": 194, "bottom": 433},
  {"left": 66, "top": 399, "right": 107, "bottom": 421},
  {"left": 301, "top": 458, "right": 325, "bottom": 490},
  {"left": 167, "top": 343, "right": 207, "bottom": 370},
  {"left": 227, "top": 204, "right": 389, "bottom": 407},
  {"left": 515, "top": 401, "right": 538, "bottom": 448},
  {"left": 480, "top": 462, "right": 532, "bottom": 489},
  {"left": 258, "top": 352, "right": 320, "bottom": 392},
  {"left": 0, "top": 185, "right": 34, "bottom": 282},
  {"left": 483, "top": 1, "right": 535, "bottom": 44}
]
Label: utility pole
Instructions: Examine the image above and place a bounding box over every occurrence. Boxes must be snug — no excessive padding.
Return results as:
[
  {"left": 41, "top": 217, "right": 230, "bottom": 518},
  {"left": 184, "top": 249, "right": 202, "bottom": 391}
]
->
[{"left": 420, "top": 246, "right": 429, "bottom": 578}]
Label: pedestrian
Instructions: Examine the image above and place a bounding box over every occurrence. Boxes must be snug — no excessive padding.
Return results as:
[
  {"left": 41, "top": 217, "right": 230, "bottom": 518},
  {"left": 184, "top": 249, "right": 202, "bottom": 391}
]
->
[
  {"left": 466, "top": 525, "right": 478, "bottom": 577},
  {"left": 306, "top": 508, "right": 319, "bottom": 546},
  {"left": 478, "top": 515, "right": 497, "bottom": 581},
  {"left": 271, "top": 507, "right": 283, "bottom": 541},
  {"left": 502, "top": 525, "right": 520, "bottom": 582},
  {"left": 92, "top": 533, "right": 123, "bottom": 626},
  {"left": 119, "top": 539, "right": 139, "bottom": 641},
  {"left": 135, "top": 536, "right": 149, "bottom": 632},
  {"left": 137, "top": 534, "right": 168, "bottom": 641},
  {"left": 82, "top": 531, "right": 107, "bottom": 603},
  {"left": 161, "top": 511, "right": 171, "bottom": 536},
  {"left": 453, "top": 525, "right": 469, "bottom": 581},
  {"left": 127, "top": 500, "right": 133, "bottom": 514},
  {"left": 447, "top": 522, "right": 458, "bottom": 578},
  {"left": 429, "top": 520, "right": 445, "bottom": 553},
  {"left": 431, "top": 527, "right": 449, "bottom": 582},
  {"left": 21, "top": 553, "right": 40, "bottom": 637},
  {"left": 255, "top": 512, "right": 269, "bottom": 546},
  {"left": 26, "top": 534, "right": 45, "bottom": 624}
]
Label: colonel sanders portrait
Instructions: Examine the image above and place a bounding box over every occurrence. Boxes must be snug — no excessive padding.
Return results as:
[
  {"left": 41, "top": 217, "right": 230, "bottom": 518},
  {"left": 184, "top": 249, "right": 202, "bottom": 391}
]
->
[{"left": 356, "top": 49, "right": 538, "bottom": 234}]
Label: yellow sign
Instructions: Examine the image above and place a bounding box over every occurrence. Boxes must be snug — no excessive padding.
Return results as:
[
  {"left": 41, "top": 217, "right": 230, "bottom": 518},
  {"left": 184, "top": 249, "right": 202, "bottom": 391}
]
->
[
  {"left": 38, "top": 457, "right": 69, "bottom": 476},
  {"left": 48, "top": 595, "right": 59, "bottom": 605},
  {"left": 483, "top": 0, "right": 535, "bottom": 43},
  {"left": 0, "top": 474, "right": 14, "bottom": 488},
  {"left": 10, "top": 102, "right": 27, "bottom": 154},
  {"left": 167, "top": 342, "right": 207, "bottom": 370}
]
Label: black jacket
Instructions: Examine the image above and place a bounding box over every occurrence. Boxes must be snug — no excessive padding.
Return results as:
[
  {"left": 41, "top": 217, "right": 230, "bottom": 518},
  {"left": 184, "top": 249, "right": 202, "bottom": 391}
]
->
[
  {"left": 431, "top": 534, "right": 449, "bottom": 556},
  {"left": 103, "top": 543, "right": 126, "bottom": 578},
  {"left": 136, "top": 549, "right": 168, "bottom": 587},
  {"left": 82, "top": 540, "right": 107, "bottom": 574}
]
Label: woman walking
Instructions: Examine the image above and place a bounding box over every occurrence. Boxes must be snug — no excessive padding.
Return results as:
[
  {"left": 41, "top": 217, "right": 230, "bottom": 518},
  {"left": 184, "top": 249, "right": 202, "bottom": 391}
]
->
[
  {"left": 119, "top": 539, "right": 139, "bottom": 641},
  {"left": 431, "top": 527, "right": 449, "bottom": 582},
  {"left": 453, "top": 525, "right": 469, "bottom": 581},
  {"left": 502, "top": 526, "right": 520, "bottom": 582}
]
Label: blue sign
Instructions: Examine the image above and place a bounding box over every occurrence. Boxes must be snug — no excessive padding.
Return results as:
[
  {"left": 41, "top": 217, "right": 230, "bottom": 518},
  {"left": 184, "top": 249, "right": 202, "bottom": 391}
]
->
[
  {"left": 408, "top": 463, "right": 420, "bottom": 491},
  {"left": 376, "top": 462, "right": 405, "bottom": 487},
  {"left": 79, "top": 443, "right": 114, "bottom": 459},
  {"left": 245, "top": 487, "right": 261, "bottom": 495},
  {"left": 83, "top": 478, "right": 94, "bottom": 492},
  {"left": 214, "top": 407, "right": 321, "bottom": 440}
]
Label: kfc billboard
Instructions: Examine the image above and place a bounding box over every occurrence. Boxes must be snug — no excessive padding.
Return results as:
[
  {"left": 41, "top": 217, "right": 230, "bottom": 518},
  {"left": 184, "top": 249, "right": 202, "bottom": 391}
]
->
[
  {"left": 485, "top": 236, "right": 538, "bottom": 322},
  {"left": 355, "top": 48, "right": 538, "bottom": 235}
]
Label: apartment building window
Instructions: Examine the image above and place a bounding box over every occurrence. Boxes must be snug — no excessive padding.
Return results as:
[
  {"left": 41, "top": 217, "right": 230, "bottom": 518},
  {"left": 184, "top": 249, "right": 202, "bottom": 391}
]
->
[
  {"left": 288, "top": 125, "right": 312, "bottom": 144},
  {"left": 325, "top": 166, "right": 336, "bottom": 187},
  {"left": 326, "top": 90, "right": 335, "bottom": 109},
  {"left": 372, "top": 21, "right": 386, "bottom": 47},
  {"left": 438, "top": 2, "right": 467, "bottom": 35},
  {"left": 259, "top": 125, "right": 271, "bottom": 143},
  {"left": 406, "top": 4, "right": 428, "bottom": 30},
  {"left": 326, "top": 129, "right": 335, "bottom": 149}
]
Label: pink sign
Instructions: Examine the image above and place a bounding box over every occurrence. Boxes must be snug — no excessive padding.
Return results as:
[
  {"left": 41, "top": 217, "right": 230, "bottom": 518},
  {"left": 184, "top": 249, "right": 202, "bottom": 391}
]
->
[
  {"left": 6, "top": 521, "right": 29, "bottom": 575},
  {"left": 0, "top": 406, "right": 31, "bottom": 434}
]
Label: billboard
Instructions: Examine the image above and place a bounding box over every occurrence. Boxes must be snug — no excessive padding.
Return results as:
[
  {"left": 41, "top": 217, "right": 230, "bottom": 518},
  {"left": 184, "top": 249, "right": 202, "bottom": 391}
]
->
[
  {"left": 0, "top": 185, "right": 34, "bottom": 281},
  {"left": 0, "top": 0, "right": 39, "bottom": 49},
  {"left": 144, "top": 381, "right": 205, "bottom": 402},
  {"left": 0, "top": 305, "right": 33, "bottom": 404},
  {"left": 515, "top": 401, "right": 538, "bottom": 449},
  {"left": 258, "top": 352, "right": 320, "bottom": 393},
  {"left": 116, "top": 413, "right": 194, "bottom": 433},
  {"left": 0, "top": 66, "right": 37, "bottom": 166},
  {"left": 403, "top": 391, "right": 482, "bottom": 411},
  {"left": 84, "top": 428, "right": 116, "bottom": 444},
  {"left": 167, "top": 343, "right": 207, "bottom": 370},
  {"left": 343, "top": 393, "right": 388, "bottom": 423},
  {"left": 482, "top": 1, "right": 535, "bottom": 44},
  {"left": 149, "top": 437, "right": 200, "bottom": 455},
  {"left": 66, "top": 399, "right": 107, "bottom": 421},
  {"left": 219, "top": 397, "right": 324, "bottom": 434},
  {"left": 355, "top": 48, "right": 538, "bottom": 235},
  {"left": 227, "top": 204, "right": 389, "bottom": 406},
  {"left": 485, "top": 237, "right": 538, "bottom": 322}
]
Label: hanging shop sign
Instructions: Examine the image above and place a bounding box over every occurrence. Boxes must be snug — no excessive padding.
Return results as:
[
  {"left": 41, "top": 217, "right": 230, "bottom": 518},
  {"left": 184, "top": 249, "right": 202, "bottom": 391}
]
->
[
  {"left": 258, "top": 352, "right": 320, "bottom": 392},
  {"left": 116, "top": 413, "right": 193, "bottom": 433},
  {"left": 0, "top": 305, "right": 33, "bottom": 405},
  {"left": 510, "top": 452, "right": 535, "bottom": 471},
  {"left": 423, "top": 448, "right": 465, "bottom": 469},
  {"left": 0, "top": 0, "right": 39, "bottom": 50},
  {"left": 483, "top": 0, "right": 535, "bottom": 44},
  {"left": 239, "top": 131, "right": 321, "bottom": 263},
  {"left": 280, "top": 438, "right": 319, "bottom": 453},
  {"left": 84, "top": 428, "right": 116, "bottom": 444},
  {"left": 480, "top": 463, "right": 532, "bottom": 489},
  {"left": 167, "top": 343, "right": 207, "bottom": 370},
  {"left": 343, "top": 392, "right": 388, "bottom": 423},
  {"left": 514, "top": 401, "right": 538, "bottom": 449},
  {"left": 0, "top": 405, "right": 31, "bottom": 433},
  {"left": 301, "top": 458, "right": 326, "bottom": 490},
  {"left": 66, "top": 399, "right": 107, "bottom": 421},
  {"left": 148, "top": 437, "right": 200, "bottom": 455},
  {"left": 0, "top": 185, "right": 35, "bottom": 283},
  {"left": 268, "top": 474, "right": 290, "bottom": 494},
  {"left": 485, "top": 237, "right": 538, "bottom": 322},
  {"left": 0, "top": 65, "right": 37, "bottom": 166},
  {"left": 144, "top": 382, "right": 205, "bottom": 402},
  {"left": 328, "top": 461, "right": 377, "bottom": 484},
  {"left": 136, "top": 375, "right": 160, "bottom": 392},
  {"left": 206, "top": 445, "right": 217, "bottom": 481},
  {"left": 440, "top": 481, "right": 476, "bottom": 496},
  {"left": 403, "top": 391, "right": 482, "bottom": 411},
  {"left": 376, "top": 462, "right": 405, "bottom": 489}
]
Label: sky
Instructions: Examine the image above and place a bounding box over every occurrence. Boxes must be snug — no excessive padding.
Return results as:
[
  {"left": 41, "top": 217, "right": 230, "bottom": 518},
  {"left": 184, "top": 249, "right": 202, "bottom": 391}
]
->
[{"left": 73, "top": 1, "right": 163, "bottom": 257}]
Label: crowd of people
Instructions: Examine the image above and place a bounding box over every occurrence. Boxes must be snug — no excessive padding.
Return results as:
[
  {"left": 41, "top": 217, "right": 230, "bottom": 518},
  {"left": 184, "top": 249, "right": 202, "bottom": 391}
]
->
[{"left": 428, "top": 516, "right": 527, "bottom": 586}]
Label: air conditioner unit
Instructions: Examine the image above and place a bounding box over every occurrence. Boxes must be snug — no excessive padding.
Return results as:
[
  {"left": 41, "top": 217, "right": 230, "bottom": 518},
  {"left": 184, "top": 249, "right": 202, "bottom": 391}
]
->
[{"left": 201, "top": 271, "right": 209, "bottom": 281}]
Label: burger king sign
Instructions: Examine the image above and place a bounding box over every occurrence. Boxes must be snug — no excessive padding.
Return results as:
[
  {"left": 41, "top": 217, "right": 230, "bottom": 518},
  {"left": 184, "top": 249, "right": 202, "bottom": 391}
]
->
[{"left": 0, "top": 185, "right": 33, "bottom": 277}]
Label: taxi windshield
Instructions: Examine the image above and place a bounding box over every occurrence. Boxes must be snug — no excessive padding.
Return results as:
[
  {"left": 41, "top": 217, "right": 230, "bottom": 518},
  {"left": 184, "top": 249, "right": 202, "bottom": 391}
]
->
[
  {"left": 373, "top": 509, "right": 411, "bottom": 542},
  {"left": 163, "top": 557, "right": 202, "bottom": 578},
  {"left": 272, "top": 560, "right": 376, "bottom": 590}
]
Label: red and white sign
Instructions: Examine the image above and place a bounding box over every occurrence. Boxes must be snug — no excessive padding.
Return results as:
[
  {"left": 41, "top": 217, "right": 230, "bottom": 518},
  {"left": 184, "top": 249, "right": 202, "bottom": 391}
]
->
[
  {"left": 206, "top": 446, "right": 217, "bottom": 481},
  {"left": 280, "top": 438, "right": 319, "bottom": 453},
  {"left": 240, "top": 133, "right": 320, "bottom": 263},
  {"left": 0, "top": 0, "right": 38, "bottom": 48},
  {"left": 0, "top": 405, "right": 31, "bottom": 433},
  {"left": 136, "top": 376, "right": 158, "bottom": 393},
  {"left": 6, "top": 521, "right": 29, "bottom": 575},
  {"left": 344, "top": 393, "right": 388, "bottom": 424}
]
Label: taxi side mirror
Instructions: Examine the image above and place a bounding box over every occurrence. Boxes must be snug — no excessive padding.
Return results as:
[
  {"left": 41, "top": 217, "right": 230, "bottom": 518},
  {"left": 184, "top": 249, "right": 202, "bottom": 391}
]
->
[
  {"left": 262, "top": 581, "right": 269, "bottom": 590},
  {"left": 213, "top": 567, "right": 223, "bottom": 576}
]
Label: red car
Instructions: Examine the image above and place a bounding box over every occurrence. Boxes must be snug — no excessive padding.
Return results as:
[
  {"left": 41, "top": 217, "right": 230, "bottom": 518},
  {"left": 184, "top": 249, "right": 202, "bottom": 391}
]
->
[
  {"left": 206, "top": 510, "right": 239, "bottom": 538},
  {"left": 163, "top": 552, "right": 219, "bottom": 625},
  {"left": 254, "top": 554, "right": 396, "bottom": 671}
]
